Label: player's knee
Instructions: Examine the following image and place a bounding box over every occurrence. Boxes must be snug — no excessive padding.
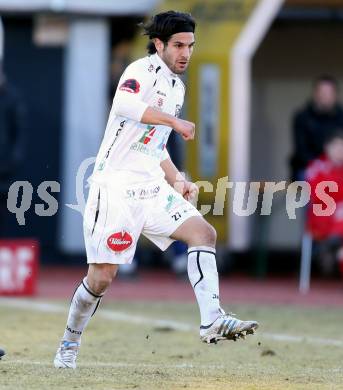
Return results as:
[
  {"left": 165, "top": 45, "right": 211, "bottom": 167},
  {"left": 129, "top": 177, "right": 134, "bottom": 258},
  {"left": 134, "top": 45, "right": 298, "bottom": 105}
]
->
[
  {"left": 92, "top": 274, "right": 113, "bottom": 294},
  {"left": 203, "top": 223, "right": 217, "bottom": 246},
  {"left": 192, "top": 221, "right": 216, "bottom": 247},
  {"left": 87, "top": 265, "right": 118, "bottom": 295}
]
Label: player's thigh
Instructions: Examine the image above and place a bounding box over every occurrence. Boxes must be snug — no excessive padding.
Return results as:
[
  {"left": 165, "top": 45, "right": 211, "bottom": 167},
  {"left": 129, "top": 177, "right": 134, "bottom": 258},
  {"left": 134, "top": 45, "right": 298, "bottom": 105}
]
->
[
  {"left": 170, "top": 215, "right": 217, "bottom": 247},
  {"left": 83, "top": 183, "right": 143, "bottom": 265}
]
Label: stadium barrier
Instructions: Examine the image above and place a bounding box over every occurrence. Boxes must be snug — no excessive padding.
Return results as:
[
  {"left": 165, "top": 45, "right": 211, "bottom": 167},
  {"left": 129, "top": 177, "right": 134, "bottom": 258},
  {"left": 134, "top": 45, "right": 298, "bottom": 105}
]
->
[{"left": 0, "top": 239, "right": 39, "bottom": 295}]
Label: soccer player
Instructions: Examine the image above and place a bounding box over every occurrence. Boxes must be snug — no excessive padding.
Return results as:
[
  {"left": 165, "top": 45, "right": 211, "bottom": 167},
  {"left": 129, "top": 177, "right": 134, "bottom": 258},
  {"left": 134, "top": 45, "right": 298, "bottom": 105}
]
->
[{"left": 54, "top": 10, "right": 258, "bottom": 369}]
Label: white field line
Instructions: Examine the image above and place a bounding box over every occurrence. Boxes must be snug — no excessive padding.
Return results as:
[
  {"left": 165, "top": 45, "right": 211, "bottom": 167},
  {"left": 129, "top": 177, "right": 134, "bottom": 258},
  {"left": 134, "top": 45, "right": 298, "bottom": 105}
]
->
[
  {"left": 1, "top": 298, "right": 343, "bottom": 348},
  {"left": 3, "top": 360, "right": 224, "bottom": 369},
  {"left": 4, "top": 360, "right": 343, "bottom": 374}
]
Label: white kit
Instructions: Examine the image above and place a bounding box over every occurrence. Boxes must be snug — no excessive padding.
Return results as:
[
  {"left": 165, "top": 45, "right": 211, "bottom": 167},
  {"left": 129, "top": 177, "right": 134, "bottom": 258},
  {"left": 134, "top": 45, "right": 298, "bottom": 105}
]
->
[{"left": 84, "top": 53, "right": 200, "bottom": 264}]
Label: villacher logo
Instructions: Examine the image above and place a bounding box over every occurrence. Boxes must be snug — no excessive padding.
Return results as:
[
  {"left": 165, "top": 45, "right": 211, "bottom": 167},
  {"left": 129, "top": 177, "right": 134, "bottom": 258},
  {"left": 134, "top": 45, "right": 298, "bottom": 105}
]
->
[{"left": 107, "top": 231, "right": 133, "bottom": 252}]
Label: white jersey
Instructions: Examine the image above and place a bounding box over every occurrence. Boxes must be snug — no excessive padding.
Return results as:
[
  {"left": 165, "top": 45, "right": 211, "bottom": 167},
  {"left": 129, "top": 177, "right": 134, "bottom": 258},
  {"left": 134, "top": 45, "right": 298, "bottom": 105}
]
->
[{"left": 91, "top": 53, "right": 185, "bottom": 184}]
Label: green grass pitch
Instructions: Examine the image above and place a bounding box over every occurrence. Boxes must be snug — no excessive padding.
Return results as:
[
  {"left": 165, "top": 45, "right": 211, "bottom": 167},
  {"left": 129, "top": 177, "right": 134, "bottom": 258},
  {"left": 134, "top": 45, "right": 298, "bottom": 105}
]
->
[{"left": 1, "top": 300, "right": 343, "bottom": 389}]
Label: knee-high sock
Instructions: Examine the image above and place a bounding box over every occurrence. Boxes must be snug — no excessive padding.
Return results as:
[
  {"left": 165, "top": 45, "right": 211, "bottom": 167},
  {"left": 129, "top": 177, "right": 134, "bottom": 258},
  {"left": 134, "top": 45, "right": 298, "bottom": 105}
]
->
[
  {"left": 62, "top": 277, "right": 103, "bottom": 343},
  {"left": 187, "top": 246, "right": 223, "bottom": 326}
]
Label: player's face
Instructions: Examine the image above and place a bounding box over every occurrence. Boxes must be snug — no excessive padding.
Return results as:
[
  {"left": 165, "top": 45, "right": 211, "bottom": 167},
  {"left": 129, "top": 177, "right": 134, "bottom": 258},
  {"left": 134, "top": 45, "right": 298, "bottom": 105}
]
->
[
  {"left": 313, "top": 82, "right": 337, "bottom": 112},
  {"left": 157, "top": 33, "right": 195, "bottom": 74}
]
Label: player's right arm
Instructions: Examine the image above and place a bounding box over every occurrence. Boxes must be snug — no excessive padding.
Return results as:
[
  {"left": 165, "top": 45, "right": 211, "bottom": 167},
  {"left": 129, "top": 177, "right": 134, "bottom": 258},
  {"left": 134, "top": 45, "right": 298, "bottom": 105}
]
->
[
  {"left": 113, "top": 59, "right": 195, "bottom": 141},
  {"left": 141, "top": 107, "right": 195, "bottom": 141}
]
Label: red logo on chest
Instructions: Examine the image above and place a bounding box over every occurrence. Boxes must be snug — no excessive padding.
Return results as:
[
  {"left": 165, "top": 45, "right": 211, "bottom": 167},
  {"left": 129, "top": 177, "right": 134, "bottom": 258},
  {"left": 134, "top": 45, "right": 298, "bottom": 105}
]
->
[{"left": 107, "top": 231, "right": 133, "bottom": 252}]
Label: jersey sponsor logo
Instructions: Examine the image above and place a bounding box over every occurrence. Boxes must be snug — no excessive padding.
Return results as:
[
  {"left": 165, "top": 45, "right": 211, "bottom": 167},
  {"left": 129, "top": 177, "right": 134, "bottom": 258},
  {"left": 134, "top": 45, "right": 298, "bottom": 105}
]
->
[
  {"left": 139, "top": 126, "right": 156, "bottom": 144},
  {"left": 157, "top": 90, "right": 166, "bottom": 96},
  {"left": 157, "top": 97, "right": 164, "bottom": 107},
  {"left": 130, "top": 142, "right": 163, "bottom": 159},
  {"left": 130, "top": 125, "right": 170, "bottom": 159},
  {"left": 107, "top": 230, "right": 133, "bottom": 252},
  {"left": 148, "top": 64, "right": 154, "bottom": 72},
  {"left": 119, "top": 79, "right": 140, "bottom": 94}
]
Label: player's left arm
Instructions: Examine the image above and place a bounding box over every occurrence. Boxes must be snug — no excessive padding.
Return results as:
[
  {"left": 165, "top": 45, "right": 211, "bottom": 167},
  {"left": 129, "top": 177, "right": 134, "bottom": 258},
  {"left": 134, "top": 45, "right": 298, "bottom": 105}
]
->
[{"left": 161, "top": 155, "right": 199, "bottom": 202}]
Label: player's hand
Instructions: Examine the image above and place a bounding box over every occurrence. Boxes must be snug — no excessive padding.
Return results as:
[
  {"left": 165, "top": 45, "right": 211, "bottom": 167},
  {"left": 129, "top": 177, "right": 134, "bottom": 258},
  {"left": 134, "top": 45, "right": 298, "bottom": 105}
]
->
[
  {"left": 173, "top": 118, "right": 195, "bottom": 141},
  {"left": 182, "top": 181, "right": 199, "bottom": 202}
]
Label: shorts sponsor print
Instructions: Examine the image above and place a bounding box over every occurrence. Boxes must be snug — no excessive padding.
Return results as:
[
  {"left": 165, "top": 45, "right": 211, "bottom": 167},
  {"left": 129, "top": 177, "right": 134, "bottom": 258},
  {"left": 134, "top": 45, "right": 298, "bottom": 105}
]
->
[
  {"left": 106, "top": 231, "right": 133, "bottom": 252},
  {"left": 126, "top": 185, "right": 160, "bottom": 200}
]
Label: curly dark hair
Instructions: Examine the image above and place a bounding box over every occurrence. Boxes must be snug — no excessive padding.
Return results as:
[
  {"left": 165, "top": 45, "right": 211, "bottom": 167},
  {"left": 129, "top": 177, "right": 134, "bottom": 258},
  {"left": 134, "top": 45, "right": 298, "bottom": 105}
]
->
[{"left": 141, "top": 10, "right": 196, "bottom": 54}]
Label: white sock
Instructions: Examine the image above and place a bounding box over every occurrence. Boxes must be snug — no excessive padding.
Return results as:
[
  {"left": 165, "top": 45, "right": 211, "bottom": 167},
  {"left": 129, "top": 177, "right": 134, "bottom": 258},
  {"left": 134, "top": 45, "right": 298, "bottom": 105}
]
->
[
  {"left": 62, "top": 277, "right": 103, "bottom": 343},
  {"left": 187, "top": 246, "right": 223, "bottom": 326}
]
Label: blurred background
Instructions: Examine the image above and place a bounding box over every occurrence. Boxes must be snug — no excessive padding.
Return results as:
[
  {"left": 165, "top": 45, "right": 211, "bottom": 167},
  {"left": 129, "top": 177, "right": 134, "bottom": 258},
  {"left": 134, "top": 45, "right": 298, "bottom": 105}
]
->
[{"left": 1, "top": 0, "right": 343, "bottom": 296}]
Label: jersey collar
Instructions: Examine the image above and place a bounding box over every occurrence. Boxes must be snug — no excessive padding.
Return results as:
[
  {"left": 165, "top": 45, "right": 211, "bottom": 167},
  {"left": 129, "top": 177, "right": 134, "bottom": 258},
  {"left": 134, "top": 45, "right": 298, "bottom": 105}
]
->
[{"left": 151, "top": 53, "right": 177, "bottom": 80}]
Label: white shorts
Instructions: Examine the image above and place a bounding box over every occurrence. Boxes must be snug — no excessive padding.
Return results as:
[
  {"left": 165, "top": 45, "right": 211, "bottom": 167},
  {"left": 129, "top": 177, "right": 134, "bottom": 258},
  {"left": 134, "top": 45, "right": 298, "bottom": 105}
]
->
[{"left": 83, "top": 177, "right": 201, "bottom": 264}]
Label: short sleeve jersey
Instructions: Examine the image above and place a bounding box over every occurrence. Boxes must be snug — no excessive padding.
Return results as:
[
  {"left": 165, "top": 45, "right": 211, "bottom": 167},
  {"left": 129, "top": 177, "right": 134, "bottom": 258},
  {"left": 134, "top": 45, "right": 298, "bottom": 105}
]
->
[{"left": 91, "top": 53, "right": 185, "bottom": 184}]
